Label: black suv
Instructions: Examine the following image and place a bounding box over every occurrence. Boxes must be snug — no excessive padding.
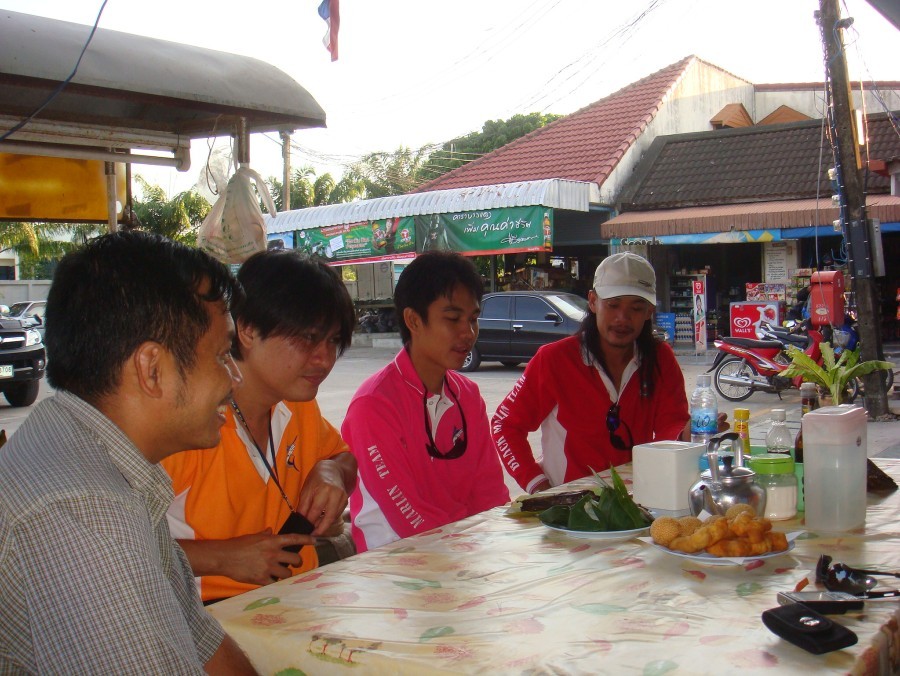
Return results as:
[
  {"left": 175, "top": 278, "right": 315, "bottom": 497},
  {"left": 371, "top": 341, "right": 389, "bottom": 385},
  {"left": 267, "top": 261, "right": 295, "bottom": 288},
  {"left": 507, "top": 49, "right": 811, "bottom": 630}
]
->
[
  {"left": 0, "top": 316, "right": 46, "bottom": 407},
  {"left": 461, "top": 291, "right": 588, "bottom": 372}
]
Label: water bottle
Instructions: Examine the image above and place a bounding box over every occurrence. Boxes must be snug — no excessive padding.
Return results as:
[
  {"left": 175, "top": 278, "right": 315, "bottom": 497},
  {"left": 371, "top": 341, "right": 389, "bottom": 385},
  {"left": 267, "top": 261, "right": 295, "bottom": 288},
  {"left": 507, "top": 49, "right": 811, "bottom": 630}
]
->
[
  {"left": 690, "top": 375, "right": 718, "bottom": 445},
  {"left": 765, "top": 409, "right": 793, "bottom": 455}
]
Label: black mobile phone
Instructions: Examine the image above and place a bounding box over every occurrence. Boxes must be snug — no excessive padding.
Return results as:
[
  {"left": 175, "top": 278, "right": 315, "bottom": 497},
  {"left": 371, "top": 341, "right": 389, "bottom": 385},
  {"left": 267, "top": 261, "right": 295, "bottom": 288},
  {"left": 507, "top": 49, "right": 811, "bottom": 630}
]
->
[
  {"left": 278, "top": 511, "right": 315, "bottom": 553},
  {"left": 776, "top": 590, "right": 864, "bottom": 614}
]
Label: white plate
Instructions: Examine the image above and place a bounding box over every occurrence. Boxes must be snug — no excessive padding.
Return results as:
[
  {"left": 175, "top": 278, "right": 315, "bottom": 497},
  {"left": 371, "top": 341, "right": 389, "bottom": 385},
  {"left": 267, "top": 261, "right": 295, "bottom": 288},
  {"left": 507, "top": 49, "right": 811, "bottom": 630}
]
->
[
  {"left": 543, "top": 523, "right": 650, "bottom": 541},
  {"left": 642, "top": 539, "right": 795, "bottom": 566}
]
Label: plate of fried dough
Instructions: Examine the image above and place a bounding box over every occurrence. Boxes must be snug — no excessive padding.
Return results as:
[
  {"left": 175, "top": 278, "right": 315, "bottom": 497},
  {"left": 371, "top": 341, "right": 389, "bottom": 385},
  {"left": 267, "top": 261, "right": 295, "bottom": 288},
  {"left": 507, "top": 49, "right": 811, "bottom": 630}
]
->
[{"left": 639, "top": 504, "right": 797, "bottom": 566}]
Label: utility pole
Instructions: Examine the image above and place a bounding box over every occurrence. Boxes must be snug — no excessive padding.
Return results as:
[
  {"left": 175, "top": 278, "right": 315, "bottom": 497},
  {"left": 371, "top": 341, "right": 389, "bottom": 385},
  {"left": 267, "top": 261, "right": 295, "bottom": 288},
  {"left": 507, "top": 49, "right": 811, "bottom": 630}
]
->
[
  {"left": 817, "top": 0, "right": 889, "bottom": 417},
  {"left": 280, "top": 131, "right": 292, "bottom": 212}
]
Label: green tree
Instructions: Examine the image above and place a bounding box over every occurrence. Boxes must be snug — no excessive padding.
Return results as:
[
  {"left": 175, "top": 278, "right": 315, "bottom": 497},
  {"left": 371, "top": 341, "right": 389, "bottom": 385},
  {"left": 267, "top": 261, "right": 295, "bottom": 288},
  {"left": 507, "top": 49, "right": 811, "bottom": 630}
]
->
[
  {"left": 0, "top": 222, "right": 93, "bottom": 279},
  {"left": 132, "top": 176, "right": 211, "bottom": 245},
  {"left": 266, "top": 166, "right": 364, "bottom": 211},
  {"left": 346, "top": 146, "right": 432, "bottom": 198},
  {"left": 418, "top": 112, "right": 562, "bottom": 183}
]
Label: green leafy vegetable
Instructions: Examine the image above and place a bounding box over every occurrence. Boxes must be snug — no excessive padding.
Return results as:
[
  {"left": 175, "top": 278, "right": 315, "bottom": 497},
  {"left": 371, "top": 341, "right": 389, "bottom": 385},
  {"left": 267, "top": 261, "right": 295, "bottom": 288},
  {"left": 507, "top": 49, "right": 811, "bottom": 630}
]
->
[{"left": 537, "top": 467, "right": 652, "bottom": 532}]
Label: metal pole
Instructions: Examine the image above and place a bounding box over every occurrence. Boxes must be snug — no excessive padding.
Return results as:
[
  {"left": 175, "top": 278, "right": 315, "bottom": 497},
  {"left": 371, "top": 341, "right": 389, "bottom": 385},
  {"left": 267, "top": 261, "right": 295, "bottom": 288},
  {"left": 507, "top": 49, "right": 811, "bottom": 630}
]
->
[
  {"left": 817, "top": 0, "right": 888, "bottom": 417},
  {"left": 281, "top": 131, "right": 291, "bottom": 211},
  {"left": 105, "top": 160, "right": 118, "bottom": 233}
]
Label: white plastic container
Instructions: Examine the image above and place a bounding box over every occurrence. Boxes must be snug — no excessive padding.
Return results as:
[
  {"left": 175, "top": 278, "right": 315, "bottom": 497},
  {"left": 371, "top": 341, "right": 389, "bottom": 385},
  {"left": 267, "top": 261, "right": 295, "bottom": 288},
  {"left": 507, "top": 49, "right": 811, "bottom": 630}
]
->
[
  {"left": 632, "top": 440, "right": 705, "bottom": 515},
  {"left": 801, "top": 405, "right": 867, "bottom": 532}
]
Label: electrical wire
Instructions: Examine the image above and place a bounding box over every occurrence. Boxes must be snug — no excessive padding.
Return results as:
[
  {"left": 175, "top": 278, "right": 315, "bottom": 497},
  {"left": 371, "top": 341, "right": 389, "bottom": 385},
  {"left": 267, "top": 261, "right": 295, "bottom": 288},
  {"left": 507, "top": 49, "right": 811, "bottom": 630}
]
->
[{"left": 0, "top": 0, "right": 109, "bottom": 142}]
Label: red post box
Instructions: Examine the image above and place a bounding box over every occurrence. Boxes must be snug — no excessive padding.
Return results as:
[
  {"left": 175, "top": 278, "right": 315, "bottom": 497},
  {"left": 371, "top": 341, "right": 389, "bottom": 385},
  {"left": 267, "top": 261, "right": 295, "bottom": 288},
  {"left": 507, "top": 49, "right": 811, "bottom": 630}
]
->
[{"left": 808, "top": 270, "right": 845, "bottom": 327}]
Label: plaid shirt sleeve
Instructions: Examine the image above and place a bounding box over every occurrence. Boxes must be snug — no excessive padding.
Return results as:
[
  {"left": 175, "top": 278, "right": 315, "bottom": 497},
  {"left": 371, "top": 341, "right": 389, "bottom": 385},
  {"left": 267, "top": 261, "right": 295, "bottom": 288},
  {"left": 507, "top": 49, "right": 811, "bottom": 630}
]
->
[{"left": 11, "top": 495, "right": 223, "bottom": 674}]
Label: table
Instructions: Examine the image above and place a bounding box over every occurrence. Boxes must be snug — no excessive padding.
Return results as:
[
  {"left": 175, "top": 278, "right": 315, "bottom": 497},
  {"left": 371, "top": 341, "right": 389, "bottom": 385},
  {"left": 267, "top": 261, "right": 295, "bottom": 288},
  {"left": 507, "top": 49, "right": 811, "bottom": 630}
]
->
[{"left": 209, "top": 460, "right": 900, "bottom": 675}]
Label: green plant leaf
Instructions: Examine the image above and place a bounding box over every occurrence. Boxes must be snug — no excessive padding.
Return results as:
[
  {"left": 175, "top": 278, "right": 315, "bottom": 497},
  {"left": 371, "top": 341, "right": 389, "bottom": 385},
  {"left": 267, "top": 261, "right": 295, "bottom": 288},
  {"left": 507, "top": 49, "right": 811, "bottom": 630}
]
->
[{"left": 820, "top": 342, "right": 836, "bottom": 371}]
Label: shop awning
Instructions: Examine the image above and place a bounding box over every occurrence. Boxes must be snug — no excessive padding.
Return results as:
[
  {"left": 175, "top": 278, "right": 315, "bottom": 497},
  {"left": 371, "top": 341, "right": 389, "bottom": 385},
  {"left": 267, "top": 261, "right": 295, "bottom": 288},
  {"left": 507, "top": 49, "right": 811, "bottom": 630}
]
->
[
  {"left": 265, "top": 179, "right": 592, "bottom": 234},
  {"left": 601, "top": 195, "right": 900, "bottom": 239},
  {"left": 0, "top": 10, "right": 325, "bottom": 162}
]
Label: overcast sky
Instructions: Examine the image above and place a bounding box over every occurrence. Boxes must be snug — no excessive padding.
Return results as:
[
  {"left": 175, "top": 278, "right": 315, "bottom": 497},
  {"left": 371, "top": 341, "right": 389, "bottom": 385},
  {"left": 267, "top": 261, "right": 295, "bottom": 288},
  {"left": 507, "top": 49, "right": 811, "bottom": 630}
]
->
[{"left": 3, "top": 0, "right": 898, "bottom": 197}]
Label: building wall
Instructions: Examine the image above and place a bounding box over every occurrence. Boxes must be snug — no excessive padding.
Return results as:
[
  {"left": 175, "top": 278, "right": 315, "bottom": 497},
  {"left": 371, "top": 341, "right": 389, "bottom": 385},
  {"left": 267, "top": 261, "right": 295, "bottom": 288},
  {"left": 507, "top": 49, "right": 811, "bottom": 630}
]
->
[
  {"left": 754, "top": 88, "right": 900, "bottom": 121},
  {"left": 601, "top": 60, "right": 755, "bottom": 203}
]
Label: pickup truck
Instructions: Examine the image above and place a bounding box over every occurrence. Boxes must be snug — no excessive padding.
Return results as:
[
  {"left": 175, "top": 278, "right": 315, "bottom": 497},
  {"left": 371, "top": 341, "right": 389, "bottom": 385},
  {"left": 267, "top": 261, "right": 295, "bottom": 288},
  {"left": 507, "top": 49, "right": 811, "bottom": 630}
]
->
[{"left": 0, "top": 316, "right": 46, "bottom": 407}]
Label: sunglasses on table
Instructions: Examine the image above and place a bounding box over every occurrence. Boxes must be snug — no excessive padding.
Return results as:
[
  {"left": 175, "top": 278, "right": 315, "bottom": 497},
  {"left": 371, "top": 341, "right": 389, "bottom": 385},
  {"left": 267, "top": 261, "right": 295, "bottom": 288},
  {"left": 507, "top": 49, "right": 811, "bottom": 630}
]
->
[
  {"left": 816, "top": 554, "right": 900, "bottom": 596},
  {"left": 606, "top": 403, "right": 634, "bottom": 451}
]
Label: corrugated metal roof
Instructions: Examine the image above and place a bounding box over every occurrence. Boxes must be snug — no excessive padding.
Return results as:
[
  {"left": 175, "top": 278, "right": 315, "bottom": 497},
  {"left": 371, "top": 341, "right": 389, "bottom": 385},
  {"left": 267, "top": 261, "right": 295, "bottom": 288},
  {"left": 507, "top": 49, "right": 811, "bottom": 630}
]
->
[{"left": 266, "top": 179, "right": 592, "bottom": 234}]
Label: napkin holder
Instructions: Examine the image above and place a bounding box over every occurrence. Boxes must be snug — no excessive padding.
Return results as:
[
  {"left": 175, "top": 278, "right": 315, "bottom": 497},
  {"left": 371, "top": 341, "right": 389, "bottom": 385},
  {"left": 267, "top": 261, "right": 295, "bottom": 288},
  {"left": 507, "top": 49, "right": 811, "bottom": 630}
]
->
[{"left": 632, "top": 440, "right": 705, "bottom": 516}]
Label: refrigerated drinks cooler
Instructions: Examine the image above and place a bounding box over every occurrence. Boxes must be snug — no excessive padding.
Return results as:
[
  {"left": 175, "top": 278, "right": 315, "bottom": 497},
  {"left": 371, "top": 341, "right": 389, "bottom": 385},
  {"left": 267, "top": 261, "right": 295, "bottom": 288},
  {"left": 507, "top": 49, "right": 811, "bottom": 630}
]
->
[{"left": 729, "top": 301, "right": 784, "bottom": 339}]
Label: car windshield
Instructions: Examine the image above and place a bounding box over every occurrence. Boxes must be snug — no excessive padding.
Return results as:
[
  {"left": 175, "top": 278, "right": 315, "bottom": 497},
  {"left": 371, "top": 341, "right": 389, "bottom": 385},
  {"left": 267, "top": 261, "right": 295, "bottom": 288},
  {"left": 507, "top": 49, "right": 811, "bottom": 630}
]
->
[
  {"left": 547, "top": 294, "right": 589, "bottom": 320},
  {"left": 7, "top": 303, "right": 30, "bottom": 316}
]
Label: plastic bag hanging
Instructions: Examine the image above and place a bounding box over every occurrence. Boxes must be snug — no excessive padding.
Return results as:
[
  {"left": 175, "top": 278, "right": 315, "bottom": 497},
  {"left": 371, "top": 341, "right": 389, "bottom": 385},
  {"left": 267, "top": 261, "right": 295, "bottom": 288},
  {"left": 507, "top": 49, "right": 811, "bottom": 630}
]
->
[{"left": 198, "top": 164, "right": 276, "bottom": 264}]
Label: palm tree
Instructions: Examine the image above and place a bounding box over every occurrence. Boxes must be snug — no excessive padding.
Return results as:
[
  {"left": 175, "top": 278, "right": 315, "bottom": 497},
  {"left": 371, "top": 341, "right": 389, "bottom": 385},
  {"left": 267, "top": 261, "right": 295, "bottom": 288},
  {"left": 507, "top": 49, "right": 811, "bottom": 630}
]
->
[
  {"left": 132, "top": 176, "right": 211, "bottom": 245},
  {"left": 266, "top": 166, "right": 364, "bottom": 212},
  {"left": 0, "top": 222, "right": 93, "bottom": 279},
  {"left": 346, "top": 146, "right": 431, "bottom": 198}
]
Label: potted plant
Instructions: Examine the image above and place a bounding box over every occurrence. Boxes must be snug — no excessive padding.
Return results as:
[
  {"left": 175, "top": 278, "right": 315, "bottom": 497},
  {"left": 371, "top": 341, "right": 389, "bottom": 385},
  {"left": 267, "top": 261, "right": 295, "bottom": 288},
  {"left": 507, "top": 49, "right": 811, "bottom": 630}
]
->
[{"left": 782, "top": 342, "right": 894, "bottom": 406}]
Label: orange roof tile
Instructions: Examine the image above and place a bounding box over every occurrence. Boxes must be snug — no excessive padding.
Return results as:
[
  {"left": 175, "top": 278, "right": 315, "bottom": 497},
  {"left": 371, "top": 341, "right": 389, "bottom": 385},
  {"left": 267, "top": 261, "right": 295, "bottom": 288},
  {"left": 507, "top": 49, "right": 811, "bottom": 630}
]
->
[
  {"left": 710, "top": 103, "right": 753, "bottom": 129},
  {"left": 758, "top": 105, "right": 812, "bottom": 125},
  {"left": 413, "top": 56, "right": 698, "bottom": 194}
]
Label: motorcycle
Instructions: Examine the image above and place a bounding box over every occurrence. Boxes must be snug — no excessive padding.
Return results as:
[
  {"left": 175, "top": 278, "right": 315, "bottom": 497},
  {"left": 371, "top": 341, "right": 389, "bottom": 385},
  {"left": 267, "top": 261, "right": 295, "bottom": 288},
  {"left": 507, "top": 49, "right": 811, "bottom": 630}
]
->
[{"left": 707, "top": 325, "right": 860, "bottom": 403}]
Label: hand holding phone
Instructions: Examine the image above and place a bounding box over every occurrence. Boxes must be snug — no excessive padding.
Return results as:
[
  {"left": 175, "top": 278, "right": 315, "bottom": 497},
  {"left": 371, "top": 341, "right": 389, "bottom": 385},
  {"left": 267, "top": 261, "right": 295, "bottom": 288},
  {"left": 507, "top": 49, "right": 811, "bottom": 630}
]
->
[{"left": 278, "top": 511, "right": 315, "bottom": 554}]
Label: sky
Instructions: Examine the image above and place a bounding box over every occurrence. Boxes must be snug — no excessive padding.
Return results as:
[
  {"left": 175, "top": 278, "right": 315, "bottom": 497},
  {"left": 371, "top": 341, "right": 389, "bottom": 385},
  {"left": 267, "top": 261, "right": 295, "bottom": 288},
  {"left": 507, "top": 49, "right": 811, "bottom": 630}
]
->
[{"left": 3, "top": 0, "right": 898, "bottom": 199}]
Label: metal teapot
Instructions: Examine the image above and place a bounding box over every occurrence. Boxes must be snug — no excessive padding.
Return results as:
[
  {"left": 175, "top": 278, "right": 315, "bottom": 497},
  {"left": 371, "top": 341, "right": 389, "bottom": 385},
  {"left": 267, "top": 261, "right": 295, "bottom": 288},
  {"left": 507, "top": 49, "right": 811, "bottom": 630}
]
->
[{"left": 688, "top": 433, "right": 767, "bottom": 517}]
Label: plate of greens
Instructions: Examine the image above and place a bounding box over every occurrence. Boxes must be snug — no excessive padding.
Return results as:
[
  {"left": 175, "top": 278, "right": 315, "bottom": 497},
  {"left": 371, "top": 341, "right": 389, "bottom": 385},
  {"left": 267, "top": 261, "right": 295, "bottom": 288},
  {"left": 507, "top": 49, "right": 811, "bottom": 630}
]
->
[{"left": 537, "top": 467, "right": 653, "bottom": 539}]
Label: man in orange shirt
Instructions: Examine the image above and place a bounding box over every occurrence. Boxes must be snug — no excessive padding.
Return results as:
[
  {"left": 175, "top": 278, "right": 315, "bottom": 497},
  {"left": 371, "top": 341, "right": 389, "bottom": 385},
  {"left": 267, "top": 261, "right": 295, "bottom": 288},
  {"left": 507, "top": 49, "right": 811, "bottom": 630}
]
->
[{"left": 162, "top": 249, "right": 357, "bottom": 603}]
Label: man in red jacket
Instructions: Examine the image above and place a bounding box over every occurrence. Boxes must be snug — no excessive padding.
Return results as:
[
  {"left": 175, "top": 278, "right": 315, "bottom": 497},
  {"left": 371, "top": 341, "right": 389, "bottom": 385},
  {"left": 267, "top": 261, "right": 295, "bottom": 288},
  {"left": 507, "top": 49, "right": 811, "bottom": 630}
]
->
[{"left": 492, "top": 253, "right": 695, "bottom": 494}]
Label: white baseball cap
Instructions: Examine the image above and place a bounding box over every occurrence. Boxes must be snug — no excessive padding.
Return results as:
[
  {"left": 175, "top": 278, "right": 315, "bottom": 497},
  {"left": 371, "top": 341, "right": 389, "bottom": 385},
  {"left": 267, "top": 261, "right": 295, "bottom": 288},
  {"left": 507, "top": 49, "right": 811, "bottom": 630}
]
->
[{"left": 592, "top": 253, "right": 657, "bottom": 306}]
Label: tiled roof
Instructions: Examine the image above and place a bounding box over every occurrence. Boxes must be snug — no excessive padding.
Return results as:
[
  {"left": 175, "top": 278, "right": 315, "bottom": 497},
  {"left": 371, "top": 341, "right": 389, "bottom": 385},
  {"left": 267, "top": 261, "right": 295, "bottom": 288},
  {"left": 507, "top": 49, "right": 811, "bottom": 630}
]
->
[
  {"left": 758, "top": 105, "right": 811, "bottom": 126},
  {"left": 413, "top": 56, "right": 698, "bottom": 193},
  {"left": 620, "top": 111, "right": 900, "bottom": 210},
  {"left": 710, "top": 103, "right": 753, "bottom": 129}
]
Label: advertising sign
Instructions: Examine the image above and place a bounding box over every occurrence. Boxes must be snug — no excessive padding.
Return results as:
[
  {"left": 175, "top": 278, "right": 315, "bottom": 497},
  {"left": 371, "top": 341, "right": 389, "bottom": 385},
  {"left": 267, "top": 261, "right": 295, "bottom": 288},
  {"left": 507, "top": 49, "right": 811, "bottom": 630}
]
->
[
  {"left": 414, "top": 206, "right": 551, "bottom": 256},
  {"left": 730, "top": 302, "right": 781, "bottom": 339},
  {"left": 692, "top": 279, "right": 707, "bottom": 352},
  {"left": 294, "top": 217, "right": 416, "bottom": 264}
]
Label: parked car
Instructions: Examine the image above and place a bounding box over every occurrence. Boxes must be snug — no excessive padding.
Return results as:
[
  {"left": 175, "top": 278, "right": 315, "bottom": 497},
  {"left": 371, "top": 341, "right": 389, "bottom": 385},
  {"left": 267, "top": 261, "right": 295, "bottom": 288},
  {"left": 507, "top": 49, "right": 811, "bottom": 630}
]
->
[
  {"left": 460, "top": 291, "right": 589, "bottom": 372},
  {"left": 0, "top": 315, "right": 46, "bottom": 407},
  {"left": 4, "top": 300, "right": 46, "bottom": 339}
]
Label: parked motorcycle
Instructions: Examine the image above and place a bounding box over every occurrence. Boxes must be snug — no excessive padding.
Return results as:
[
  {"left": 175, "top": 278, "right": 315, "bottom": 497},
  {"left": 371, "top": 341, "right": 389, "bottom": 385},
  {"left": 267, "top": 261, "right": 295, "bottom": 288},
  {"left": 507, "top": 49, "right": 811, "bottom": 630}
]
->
[{"left": 708, "top": 325, "right": 860, "bottom": 402}]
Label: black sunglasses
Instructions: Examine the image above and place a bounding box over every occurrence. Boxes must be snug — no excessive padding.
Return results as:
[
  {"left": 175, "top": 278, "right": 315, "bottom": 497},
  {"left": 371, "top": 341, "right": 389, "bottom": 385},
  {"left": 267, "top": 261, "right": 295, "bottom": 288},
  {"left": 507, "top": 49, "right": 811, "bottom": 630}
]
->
[
  {"left": 606, "top": 403, "right": 634, "bottom": 451},
  {"left": 423, "top": 383, "right": 467, "bottom": 460},
  {"left": 816, "top": 554, "right": 900, "bottom": 595}
]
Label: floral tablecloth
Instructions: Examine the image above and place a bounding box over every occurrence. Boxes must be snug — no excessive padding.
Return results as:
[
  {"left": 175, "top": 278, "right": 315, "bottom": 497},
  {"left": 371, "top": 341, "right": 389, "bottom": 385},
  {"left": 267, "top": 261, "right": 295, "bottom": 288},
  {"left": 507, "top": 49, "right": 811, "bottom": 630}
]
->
[{"left": 209, "top": 460, "right": 900, "bottom": 675}]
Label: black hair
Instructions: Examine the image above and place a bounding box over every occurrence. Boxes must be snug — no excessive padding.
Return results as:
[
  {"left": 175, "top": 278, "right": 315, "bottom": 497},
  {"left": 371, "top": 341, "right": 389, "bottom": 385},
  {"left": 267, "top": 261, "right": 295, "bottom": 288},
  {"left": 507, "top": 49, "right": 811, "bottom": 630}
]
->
[
  {"left": 232, "top": 248, "right": 355, "bottom": 358},
  {"left": 579, "top": 308, "right": 660, "bottom": 398},
  {"left": 45, "top": 231, "right": 240, "bottom": 402},
  {"left": 393, "top": 251, "right": 483, "bottom": 345}
]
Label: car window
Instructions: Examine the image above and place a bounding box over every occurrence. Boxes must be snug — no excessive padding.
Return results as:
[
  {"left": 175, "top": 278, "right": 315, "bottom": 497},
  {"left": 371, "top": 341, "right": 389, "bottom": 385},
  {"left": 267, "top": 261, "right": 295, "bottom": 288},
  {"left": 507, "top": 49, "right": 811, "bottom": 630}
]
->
[
  {"left": 8, "top": 302, "right": 29, "bottom": 316},
  {"left": 30, "top": 303, "right": 46, "bottom": 319},
  {"left": 480, "top": 295, "right": 510, "bottom": 320},
  {"left": 547, "top": 294, "right": 589, "bottom": 321},
  {"left": 514, "top": 296, "right": 555, "bottom": 321}
]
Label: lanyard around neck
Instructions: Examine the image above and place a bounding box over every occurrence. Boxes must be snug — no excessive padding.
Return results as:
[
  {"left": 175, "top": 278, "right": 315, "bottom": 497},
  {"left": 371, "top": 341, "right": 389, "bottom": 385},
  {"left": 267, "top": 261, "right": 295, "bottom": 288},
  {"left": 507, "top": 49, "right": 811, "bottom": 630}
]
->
[{"left": 230, "top": 399, "right": 294, "bottom": 512}]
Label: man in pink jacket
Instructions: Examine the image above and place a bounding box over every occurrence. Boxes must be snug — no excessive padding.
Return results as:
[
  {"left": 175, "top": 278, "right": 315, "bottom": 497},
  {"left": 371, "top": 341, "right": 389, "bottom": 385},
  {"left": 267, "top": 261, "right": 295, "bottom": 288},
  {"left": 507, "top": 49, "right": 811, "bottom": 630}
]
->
[{"left": 342, "top": 251, "right": 509, "bottom": 553}]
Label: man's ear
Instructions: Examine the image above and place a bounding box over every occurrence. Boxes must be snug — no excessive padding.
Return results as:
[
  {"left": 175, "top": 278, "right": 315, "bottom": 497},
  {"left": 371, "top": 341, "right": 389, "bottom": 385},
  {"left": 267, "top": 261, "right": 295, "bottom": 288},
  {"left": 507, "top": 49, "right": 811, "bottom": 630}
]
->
[
  {"left": 132, "top": 341, "right": 166, "bottom": 398},
  {"left": 403, "top": 307, "right": 422, "bottom": 336},
  {"left": 235, "top": 319, "right": 256, "bottom": 352},
  {"left": 587, "top": 289, "right": 599, "bottom": 314}
]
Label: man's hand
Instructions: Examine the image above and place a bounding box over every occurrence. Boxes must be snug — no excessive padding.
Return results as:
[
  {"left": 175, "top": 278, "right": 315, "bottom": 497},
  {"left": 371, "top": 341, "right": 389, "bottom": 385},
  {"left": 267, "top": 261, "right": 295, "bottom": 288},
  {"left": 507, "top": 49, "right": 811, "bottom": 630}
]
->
[
  {"left": 178, "top": 530, "right": 312, "bottom": 585},
  {"left": 297, "top": 453, "right": 357, "bottom": 536}
]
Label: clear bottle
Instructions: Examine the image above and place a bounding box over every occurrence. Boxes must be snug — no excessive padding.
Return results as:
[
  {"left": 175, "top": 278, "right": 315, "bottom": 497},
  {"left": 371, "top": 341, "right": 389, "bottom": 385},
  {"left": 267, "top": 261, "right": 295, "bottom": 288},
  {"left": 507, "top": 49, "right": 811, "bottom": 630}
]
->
[
  {"left": 765, "top": 409, "right": 793, "bottom": 455},
  {"left": 690, "top": 374, "right": 718, "bottom": 446},
  {"left": 733, "top": 408, "right": 751, "bottom": 458}
]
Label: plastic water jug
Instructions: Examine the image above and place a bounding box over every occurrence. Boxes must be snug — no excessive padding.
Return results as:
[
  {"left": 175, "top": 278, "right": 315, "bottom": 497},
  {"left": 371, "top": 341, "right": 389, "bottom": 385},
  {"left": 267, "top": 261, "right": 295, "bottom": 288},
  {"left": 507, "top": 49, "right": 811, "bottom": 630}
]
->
[{"left": 801, "top": 405, "right": 867, "bottom": 532}]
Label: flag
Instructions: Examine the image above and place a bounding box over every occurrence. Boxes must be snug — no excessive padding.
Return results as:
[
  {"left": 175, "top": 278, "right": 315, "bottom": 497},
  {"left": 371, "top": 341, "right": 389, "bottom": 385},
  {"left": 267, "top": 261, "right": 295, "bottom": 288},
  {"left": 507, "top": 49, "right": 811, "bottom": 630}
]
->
[{"left": 318, "top": 0, "right": 340, "bottom": 62}]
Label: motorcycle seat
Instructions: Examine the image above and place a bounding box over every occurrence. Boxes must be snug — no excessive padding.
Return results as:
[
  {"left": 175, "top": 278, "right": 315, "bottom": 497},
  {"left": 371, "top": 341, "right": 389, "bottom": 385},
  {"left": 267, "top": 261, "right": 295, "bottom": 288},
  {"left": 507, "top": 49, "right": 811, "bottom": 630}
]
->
[{"left": 719, "top": 336, "right": 785, "bottom": 349}]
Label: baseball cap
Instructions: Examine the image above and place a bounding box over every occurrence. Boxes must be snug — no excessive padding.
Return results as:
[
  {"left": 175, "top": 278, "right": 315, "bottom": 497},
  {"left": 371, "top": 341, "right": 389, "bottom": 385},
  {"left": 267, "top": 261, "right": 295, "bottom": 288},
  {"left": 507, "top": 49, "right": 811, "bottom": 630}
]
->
[{"left": 592, "top": 253, "right": 657, "bottom": 306}]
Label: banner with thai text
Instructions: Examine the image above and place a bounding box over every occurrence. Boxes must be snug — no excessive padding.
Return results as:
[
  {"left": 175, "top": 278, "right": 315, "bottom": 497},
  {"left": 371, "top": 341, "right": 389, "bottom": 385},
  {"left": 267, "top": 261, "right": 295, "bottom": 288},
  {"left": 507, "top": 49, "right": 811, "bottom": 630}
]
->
[{"left": 414, "top": 206, "right": 552, "bottom": 256}]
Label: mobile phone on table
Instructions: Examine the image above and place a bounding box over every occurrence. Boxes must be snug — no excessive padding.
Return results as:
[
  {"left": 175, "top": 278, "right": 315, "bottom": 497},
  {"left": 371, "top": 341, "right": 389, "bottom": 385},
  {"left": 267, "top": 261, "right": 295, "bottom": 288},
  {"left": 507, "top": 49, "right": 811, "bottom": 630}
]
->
[
  {"left": 776, "top": 590, "right": 864, "bottom": 614},
  {"left": 278, "top": 511, "right": 315, "bottom": 553}
]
